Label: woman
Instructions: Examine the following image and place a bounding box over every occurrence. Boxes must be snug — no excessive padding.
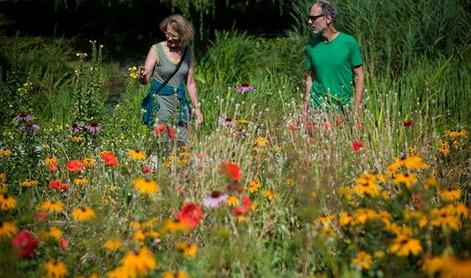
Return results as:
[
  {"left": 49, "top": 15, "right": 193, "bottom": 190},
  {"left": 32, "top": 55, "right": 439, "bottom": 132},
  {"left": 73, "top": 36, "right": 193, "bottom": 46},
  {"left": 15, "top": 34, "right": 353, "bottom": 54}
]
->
[{"left": 138, "top": 14, "right": 203, "bottom": 146}]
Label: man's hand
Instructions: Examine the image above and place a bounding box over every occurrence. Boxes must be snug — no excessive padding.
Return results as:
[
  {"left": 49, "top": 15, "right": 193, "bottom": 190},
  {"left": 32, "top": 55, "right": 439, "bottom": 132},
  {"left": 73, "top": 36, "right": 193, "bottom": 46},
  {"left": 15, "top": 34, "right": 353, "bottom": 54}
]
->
[{"left": 194, "top": 108, "right": 203, "bottom": 127}]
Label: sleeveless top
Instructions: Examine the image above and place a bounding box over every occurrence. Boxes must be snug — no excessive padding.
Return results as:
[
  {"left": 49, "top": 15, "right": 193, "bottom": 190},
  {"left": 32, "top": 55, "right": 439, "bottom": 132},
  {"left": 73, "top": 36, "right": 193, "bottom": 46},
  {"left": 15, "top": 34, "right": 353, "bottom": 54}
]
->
[{"left": 152, "top": 42, "right": 192, "bottom": 90}]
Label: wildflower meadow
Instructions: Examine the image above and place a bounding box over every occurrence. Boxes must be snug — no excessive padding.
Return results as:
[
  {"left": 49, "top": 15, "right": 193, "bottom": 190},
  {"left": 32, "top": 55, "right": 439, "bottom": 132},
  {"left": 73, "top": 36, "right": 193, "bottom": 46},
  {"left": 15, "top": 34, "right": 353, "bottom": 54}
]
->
[{"left": 0, "top": 0, "right": 470, "bottom": 277}]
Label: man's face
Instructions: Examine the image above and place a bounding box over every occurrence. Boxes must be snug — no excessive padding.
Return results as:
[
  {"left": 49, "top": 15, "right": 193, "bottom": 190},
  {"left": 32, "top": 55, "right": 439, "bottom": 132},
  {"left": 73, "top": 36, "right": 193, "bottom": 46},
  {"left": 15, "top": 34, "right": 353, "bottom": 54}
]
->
[{"left": 308, "top": 4, "right": 328, "bottom": 34}]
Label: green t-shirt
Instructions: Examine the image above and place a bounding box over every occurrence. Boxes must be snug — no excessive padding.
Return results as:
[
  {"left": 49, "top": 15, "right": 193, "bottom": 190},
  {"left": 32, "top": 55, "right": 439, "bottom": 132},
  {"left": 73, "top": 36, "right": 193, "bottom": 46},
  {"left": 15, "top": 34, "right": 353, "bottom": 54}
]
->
[{"left": 304, "top": 32, "right": 363, "bottom": 109}]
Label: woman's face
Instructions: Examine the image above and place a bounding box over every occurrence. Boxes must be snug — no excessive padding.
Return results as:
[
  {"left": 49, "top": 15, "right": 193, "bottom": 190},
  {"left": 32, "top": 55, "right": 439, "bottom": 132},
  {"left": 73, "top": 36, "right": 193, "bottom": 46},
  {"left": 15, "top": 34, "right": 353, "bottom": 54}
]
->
[{"left": 164, "top": 26, "right": 182, "bottom": 48}]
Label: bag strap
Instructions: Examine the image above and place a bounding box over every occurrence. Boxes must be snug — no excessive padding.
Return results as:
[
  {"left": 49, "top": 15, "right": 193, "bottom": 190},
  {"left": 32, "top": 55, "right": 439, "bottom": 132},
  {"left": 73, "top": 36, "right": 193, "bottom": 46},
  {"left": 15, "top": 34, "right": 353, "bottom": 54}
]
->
[{"left": 154, "top": 46, "right": 188, "bottom": 93}]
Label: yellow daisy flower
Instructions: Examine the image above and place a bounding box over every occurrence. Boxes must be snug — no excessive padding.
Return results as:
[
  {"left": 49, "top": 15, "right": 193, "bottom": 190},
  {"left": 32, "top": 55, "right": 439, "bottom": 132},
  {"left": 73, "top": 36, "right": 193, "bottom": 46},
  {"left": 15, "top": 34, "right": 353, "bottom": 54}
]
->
[
  {"left": 255, "top": 137, "right": 269, "bottom": 147},
  {"left": 176, "top": 242, "right": 197, "bottom": 258},
  {"left": 227, "top": 195, "right": 239, "bottom": 207},
  {"left": 439, "top": 140, "right": 450, "bottom": 156},
  {"left": 74, "top": 176, "right": 89, "bottom": 186},
  {"left": 83, "top": 157, "right": 95, "bottom": 167},
  {"left": 44, "top": 156, "right": 58, "bottom": 165},
  {"left": 392, "top": 172, "right": 417, "bottom": 189},
  {"left": 20, "top": 178, "right": 39, "bottom": 187},
  {"left": 132, "top": 177, "right": 159, "bottom": 195},
  {"left": 0, "top": 149, "right": 13, "bottom": 156},
  {"left": 72, "top": 207, "right": 95, "bottom": 221},
  {"left": 128, "top": 149, "right": 146, "bottom": 160},
  {"left": 43, "top": 259, "right": 68, "bottom": 278},
  {"left": 103, "top": 239, "right": 122, "bottom": 251},
  {"left": 162, "top": 271, "right": 189, "bottom": 278},
  {"left": 352, "top": 251, "right": 372, "bottom": 270},
  {"left": 247, "top": 179, "right": 261, "bottom": 193},
  {"left": 262, "top": 190, "right": 275, "bottom": 201},
  {"left": 0, "top": 221, "right": 17, "bottom": 239},
  {"left": 40, "top": 200, "right": 64, "bottom": 213},
  {"left": 71, "top": 136, "right": 85, "bottom": 143},
  {"left": 121, "top": 247, "right": 157, "bottom": 276},
  {"left": 389, "top": 235, "right": 422, "bottom": 256},
  {"left": 0, "top": 194, "right": 16, "bottom": 210},
  {"left": 41, "top": 227, "right": 63, "bottom": 241},
  {"left": 439, "top": 188, "right": 461, "bottom": 202}
]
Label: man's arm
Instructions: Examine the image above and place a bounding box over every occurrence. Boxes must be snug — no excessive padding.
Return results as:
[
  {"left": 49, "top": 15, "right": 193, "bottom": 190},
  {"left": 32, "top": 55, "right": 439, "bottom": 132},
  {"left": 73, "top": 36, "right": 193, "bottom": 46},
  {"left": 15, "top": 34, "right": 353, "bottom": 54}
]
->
[{"left": 353, "top": 66, "right": 364, "bottom": 117}]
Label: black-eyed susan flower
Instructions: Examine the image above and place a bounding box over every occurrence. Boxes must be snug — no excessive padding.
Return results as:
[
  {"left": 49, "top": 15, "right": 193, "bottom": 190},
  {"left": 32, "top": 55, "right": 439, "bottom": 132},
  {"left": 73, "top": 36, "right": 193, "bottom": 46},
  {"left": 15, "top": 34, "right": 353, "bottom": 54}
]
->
[
  {"left": 389, "top": 235, "right": 422, "bottom": 256},
  {"left": 44, "top": 156, "right": 58, "bottom": 165},
  {"left": 430, "top": 208, "right": 460, "bottom": 230},
  {"left": 43, "top": 259, "right": 68, "bottom": 278},
  {"left": 0, "top": 172, "right": 6, "bottom": 182},
  {"left": 338, "top": 212, "right": 354, "bottom": 227},
  {"left": 227, "top": 195, "right": 239, "bottom": 207},
  {"left": 20, "top": 178, "right": 39, "bottom": 187},
  {"left": 103, "top": 239, "right": 122, "bottom": 251},
  {"left": 352, "top": 181, "right": 381, "bottom": 198},
  {"left": 255, "top": 137, "right": 269, "bottom": 147},
  {"left": 83, "top": 157, "right": 95, "bottom": 167},
  {"left": 40, "top": 227, "right": 63, "bottom": 241},
  {"left": 128, "top": 149, "right": 146, "bottom": 160},
  {"left": 262, "top": 190, "right": 275, "bottom": 201},
  {"left": 439, "top": 188, "right": 461, "bottom": 202},
  {"left": 424, "top": 175, "right": 439, "bottom": 188},
  {"left": 439, "top": 140, "right": 450, "bottom": 156},
  {"left": 422, "top": 255, "right": 448, "bottom": 275},
  {"left": 247, "top": 179, "right": 261, "bottom": 193},
  {"left": 352, "top": 251, "right": 372, "bottom": 270},
  {"left": 121, "top": 247, "right": 157, "bottom": 275},
  {"left": 0, "top": 194, "right": 16, "bottom": 210},
  {"left": 72, "top": 207, "right": 95, "bottom": 221},
  {"left": 403, "top": 155, "right": 428, "bottom": 170},
  {"left": 74, "top": 176, "right": 89, "bottom": 186},
  {"left": 132, "top": 177, "right": 159, "bottom": 195},
  {"left": 40, "top": 200, "right": 64, "bottom": 213},
  {"left": 176, "top": 241, "right": 197, "bottom": 258},
  {"left": 162, "top": 219, "right": 189, "bottom": 234},
  {"left": 392, "top": 172, "right": 417, "bottom": 189},
  {"left": 444, "top": 129, "right": 468, "bottom": 139},
  {"left": 71, "top": 135, "right": 85, "bottom": 143},
  {"left": 0, "top": 148, "right": 13, "bottom": 156},
  {"left": 0, "top": 221, "right": 17, "bottom": 239},
  {"left": 162, "top": 271, "right": 189, "bottom": 278}
]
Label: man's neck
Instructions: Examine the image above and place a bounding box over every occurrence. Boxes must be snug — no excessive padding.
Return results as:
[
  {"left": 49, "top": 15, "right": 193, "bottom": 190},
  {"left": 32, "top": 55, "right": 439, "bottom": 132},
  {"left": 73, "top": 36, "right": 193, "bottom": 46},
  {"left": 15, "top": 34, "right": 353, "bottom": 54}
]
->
[{"left": 321, "top": 26, "right": 339, "bottom": 42}]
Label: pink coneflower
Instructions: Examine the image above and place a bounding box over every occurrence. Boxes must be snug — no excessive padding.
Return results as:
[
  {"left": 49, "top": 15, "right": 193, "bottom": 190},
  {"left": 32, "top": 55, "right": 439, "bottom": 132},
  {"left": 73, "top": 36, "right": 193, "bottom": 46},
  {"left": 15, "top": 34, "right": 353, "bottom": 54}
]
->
[
  {"left": 203, "top": 190, "right": 228, "bottom": 208},
  {"left": 13, "top": 113, "right": 33, "bottom": 122},
  {"left": 235, "top": 81, "right": 256, "bottom": 93},
  {"left": 85, "top": 121, "right": 101, "bottom": 134},
  {"left": 20, "top": 123, "right": 40, "bottom": 132},
  {"left": 68, "top": 123, "right": 83, "bottom": 133},
  {"left": 218, "top": 116, "right": 235, "bottom": 127}
]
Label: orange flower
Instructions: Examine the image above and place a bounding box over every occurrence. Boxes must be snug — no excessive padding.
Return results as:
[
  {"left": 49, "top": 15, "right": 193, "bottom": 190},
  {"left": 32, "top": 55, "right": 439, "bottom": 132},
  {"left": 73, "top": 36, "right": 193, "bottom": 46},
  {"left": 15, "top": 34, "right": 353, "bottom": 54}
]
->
[
  {"left": 48, "top": 180, "right": 69, "bottom": 192},
  {"left": 66, "top": 160, "right": 84, "bottom": 172},
  {"left": 233, "top": 195, "right": 252, "bottom": 216},
  {"left": 101, "top": 151, "right": 119, "bottom": 166},
  {"left": 176, "top": 203, "right": 203, "bottom": 229},
  {"left": 221, "top": 162, "right": 241, "bottom": 182},
  {"left": 153, "top": 124, "right": 176, "bottom": 139}
]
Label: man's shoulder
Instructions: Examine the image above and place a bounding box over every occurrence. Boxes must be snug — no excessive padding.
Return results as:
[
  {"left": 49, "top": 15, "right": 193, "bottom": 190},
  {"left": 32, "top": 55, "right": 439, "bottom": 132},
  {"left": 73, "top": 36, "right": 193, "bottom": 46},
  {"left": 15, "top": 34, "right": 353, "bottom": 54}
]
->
[{"left": 338, "top": 32, "right": 359, "bottom": 44}]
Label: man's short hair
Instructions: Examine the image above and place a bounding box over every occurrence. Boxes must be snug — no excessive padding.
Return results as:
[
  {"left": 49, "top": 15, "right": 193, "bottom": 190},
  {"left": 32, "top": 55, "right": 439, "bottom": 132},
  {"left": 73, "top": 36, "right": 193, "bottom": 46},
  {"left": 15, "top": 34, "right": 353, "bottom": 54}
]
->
[{"left": 313, "top": 0, "right": 337, "bottom": 24}]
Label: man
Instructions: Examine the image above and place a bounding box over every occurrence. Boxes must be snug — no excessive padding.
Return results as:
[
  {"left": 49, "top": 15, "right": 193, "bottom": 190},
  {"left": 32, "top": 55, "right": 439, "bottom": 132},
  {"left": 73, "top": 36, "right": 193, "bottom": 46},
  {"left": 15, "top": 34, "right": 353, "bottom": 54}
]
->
[{"left": 303, "top": 0, "right": 364, "bottom": 119}]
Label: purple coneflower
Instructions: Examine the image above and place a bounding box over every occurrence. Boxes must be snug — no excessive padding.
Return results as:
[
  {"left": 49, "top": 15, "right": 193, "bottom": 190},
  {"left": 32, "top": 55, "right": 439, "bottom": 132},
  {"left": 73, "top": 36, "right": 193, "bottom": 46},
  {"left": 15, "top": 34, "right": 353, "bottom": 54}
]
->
[
  {"left": 203, "top": 190, "right": 228, "bottom": 208},
  {"left": 85, "top": 121, "right": 101, "bottom": 135},
  {"left": 13, "top": 113, "right": 34, "bottom": 122},
  {"left": 20, "top": 123, "right": 40, "bottom": 132},
  {"left": 235, "top": 81, "right": 256, "bottom": 94},
  {"left": 218, "top": 116, "right": 236, "bottom": 127},
  {"left": 68, "top": 123, "right": 83, "bottom": 133}
]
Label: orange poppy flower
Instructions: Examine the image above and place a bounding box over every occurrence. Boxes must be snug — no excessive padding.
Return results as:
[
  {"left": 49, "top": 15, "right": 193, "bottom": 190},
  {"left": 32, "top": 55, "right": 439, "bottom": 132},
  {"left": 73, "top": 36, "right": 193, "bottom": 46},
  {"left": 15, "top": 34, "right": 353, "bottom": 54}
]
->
[
  {"left": 176, "top": 203, "right": 203, "bottom": 229},
  {"left": 101, "top": 151, "right": 118, "bottom": 166},
  {"left": 221, "top": 162, "right": 241, "bottom": 182},
  {"left": 66, "top": 160, "right": 84, "bottom": 172}
]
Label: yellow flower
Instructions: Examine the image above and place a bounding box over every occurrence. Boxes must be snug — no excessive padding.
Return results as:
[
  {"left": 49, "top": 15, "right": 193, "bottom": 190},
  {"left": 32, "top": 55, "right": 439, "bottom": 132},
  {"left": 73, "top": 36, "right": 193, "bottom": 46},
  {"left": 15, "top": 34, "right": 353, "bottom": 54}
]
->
[
  {"left": 236, "top": 215, "right": 247, "bottom": 223},
  {"left": 0, "top": 221, "right": 17, "bottom": 239},
  {"left": 388, "top": 157, "right": 407, "bottom": 173},
  {"left": 315, "top": 214, "right": 335, "bottom": 225},
  {"left": 0, "top": 149, "right": 13, "bottom": 156},
  {"left": 392, "top": 172, "right": 417, "bottom": 189},
  {"left": 121, "top": 247, "right": 157, "bottom": 275},
  {"left": 445, "top": 129, "right": 468, "bottom": 139},
  {"left": 227, "top": 195, "right": 239, "bottom": 207},
  {"left": 40, "top": 200, "right": 64, "bottom": 213},
  {"left": 43, "top": 259, "right": 68, "bottom": 278},
  {"left": 422, "top": 256, "right": 448, "bottom": 275},
  {"left": 403, "top": 209, "right": 428, "bottom": 228},
  {"left": 403, "top": 155, "right": 428, "bottom": 170},
  {"left": 338, "top": 186, "right": 354, "bottom": 201},
  {"left": 21, "top": 178, "right": 39, "bottom": 187},
  {"left": 76, "top": 273, "right": 99, "bottom": 278},
  {"left": 103, "top": 239, "right": 122, "bottom": 251},
  {"left": 72, "top": 207, "right": 96, "bottom": 221},
  {"left": 424, "top": 175, "right": 439, "bottom": 188},
  {"left": 0, "top": 172, "right": 6, "bottom": 182},
  {"left": 83, "top": 157, "right": 95, "bottom": 167},
  {"left": 439, "top": 140, "right": 450, "bottom": 156},
  {"left": 0, "top": 194, "right": 16, "bottom": 210},
  {"left": 74, "top": 176, "right": 89, "bottom": 186},
  {"left": 439, "top": 188, "right": 461, "bottom": 202},
  {"left": 132, "top": 177, "right": 159, "bottom": 195},
  {"left": 163, "top": 219, "right": 190, "bottom": 234},
  {"left": 440, "top": 256, "right": 471, "bottom": 278},
  {"left": 247, "top": 179, "right": 261, "bottom": 193},
  {"left": 352, "top": 251, "right": 372, "bottom": 270},
  {"left": 162, "top": 271, "right": 189, "bottom": 278},
  {"left": 262, "top": 190, "right": 275, "bottom": 201},
  {"left": 71, "top": 136, "right": 85, "bottom": 143},
  {"left": 338, "top": 212, "right": 353, "bottom": 227},
  {"left": 446, "top": 203, "right": 469, "bottom": 218},
  {"left": 321, "top": 225, "right": 336, "bottom": 237},
  {"left": 389, "top": 235, "right": 422, "bottom": 256},
  {"left": 352, "top": 181, "right": 381, "bottom": 198},
  {"left": 408, "top": 146, "right": 418, "bottom": 156},
  {"left": 255, "top": 137, "right": 269, "bottom": 147},
  {"left": 0, "top": 183, "right": 7, "bottom": 193},
  {"left": 430, "top": 208, "right": 460, "bottom": 230},
  {"left": 44, "top": 156, "right": 58, "bottom": 165},
  {"left": 286, "top": 178, "right": 294, "bottom": 186},
  {"left": 176, "top": 242, "right": 197, "bottom": 258},
  {"left": 41, "top": 227, "right": 63, "bottom": 241},
  {"left": 128, "top": 149, "right": 146, "bottom": 160}
]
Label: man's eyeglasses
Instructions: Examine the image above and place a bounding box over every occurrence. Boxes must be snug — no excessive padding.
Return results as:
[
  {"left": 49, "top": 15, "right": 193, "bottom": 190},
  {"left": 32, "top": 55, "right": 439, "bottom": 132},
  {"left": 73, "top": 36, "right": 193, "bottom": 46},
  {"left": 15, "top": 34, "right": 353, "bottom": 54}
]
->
[
  {"left": 164, "top": 31, "right": 180, "bottom": 40},
  {"left": 308, "top": 14, "right": 325, "bottom": 21}
]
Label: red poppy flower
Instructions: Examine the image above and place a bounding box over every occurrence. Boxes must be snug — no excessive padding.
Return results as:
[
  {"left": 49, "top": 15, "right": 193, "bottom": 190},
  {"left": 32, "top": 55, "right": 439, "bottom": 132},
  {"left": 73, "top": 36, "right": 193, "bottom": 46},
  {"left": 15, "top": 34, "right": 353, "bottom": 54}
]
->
[
  {"left": 142, "top": 165, "right": 153, "bottom": 174},
  {"left": 66, "top": 159, "right": 84, "bottom": 172},
  {"left": 101, "top": 151, "right": 119, "bottom": 166},
  {"left": 176, "top": 203, "right": 203, "bottom": 229},
  {"left": 11, "top": 230, "right": 39, "bottom": 258},
  {"left": 153, "top": 124, "right": 167, "bottom": 136},
  {"left": 403, "top": 119, "right": 413, "bottom": 127},
  {"left": 48, "top": 179, "right": 69, "bottom": 192},
  {"left": 351, "top": 140, "right": 364, "bottom": 152},
  {"left": 167, "top": 126, "right": 177, "bottom": 139},
  {"left": 221, "top": 162, "right": 241, "bottom": 182},
  {"left": 233, "top": 195, "right": 252, "bottom": 216}
]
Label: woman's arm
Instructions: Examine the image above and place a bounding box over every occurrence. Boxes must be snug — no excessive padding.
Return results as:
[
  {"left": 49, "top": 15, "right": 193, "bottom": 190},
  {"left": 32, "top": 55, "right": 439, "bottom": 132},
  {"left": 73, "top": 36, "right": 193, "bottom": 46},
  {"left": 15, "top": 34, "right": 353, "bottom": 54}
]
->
[
  {"left": 138, "top": 46, "right": 157, "bottom": 85},
  {"left": 186, "top": 48, "right": 203, "bottom": 124}
]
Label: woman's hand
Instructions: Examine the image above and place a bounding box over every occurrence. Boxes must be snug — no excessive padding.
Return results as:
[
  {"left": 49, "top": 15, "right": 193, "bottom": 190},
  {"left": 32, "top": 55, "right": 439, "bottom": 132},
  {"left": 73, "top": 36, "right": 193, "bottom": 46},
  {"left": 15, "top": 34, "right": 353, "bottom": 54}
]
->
[
  {"left": 193, "top": 107, "right": 203, "bottom": 127},
  {"left": 137, "top": 67, "right": 148, "bottom": 85}
]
